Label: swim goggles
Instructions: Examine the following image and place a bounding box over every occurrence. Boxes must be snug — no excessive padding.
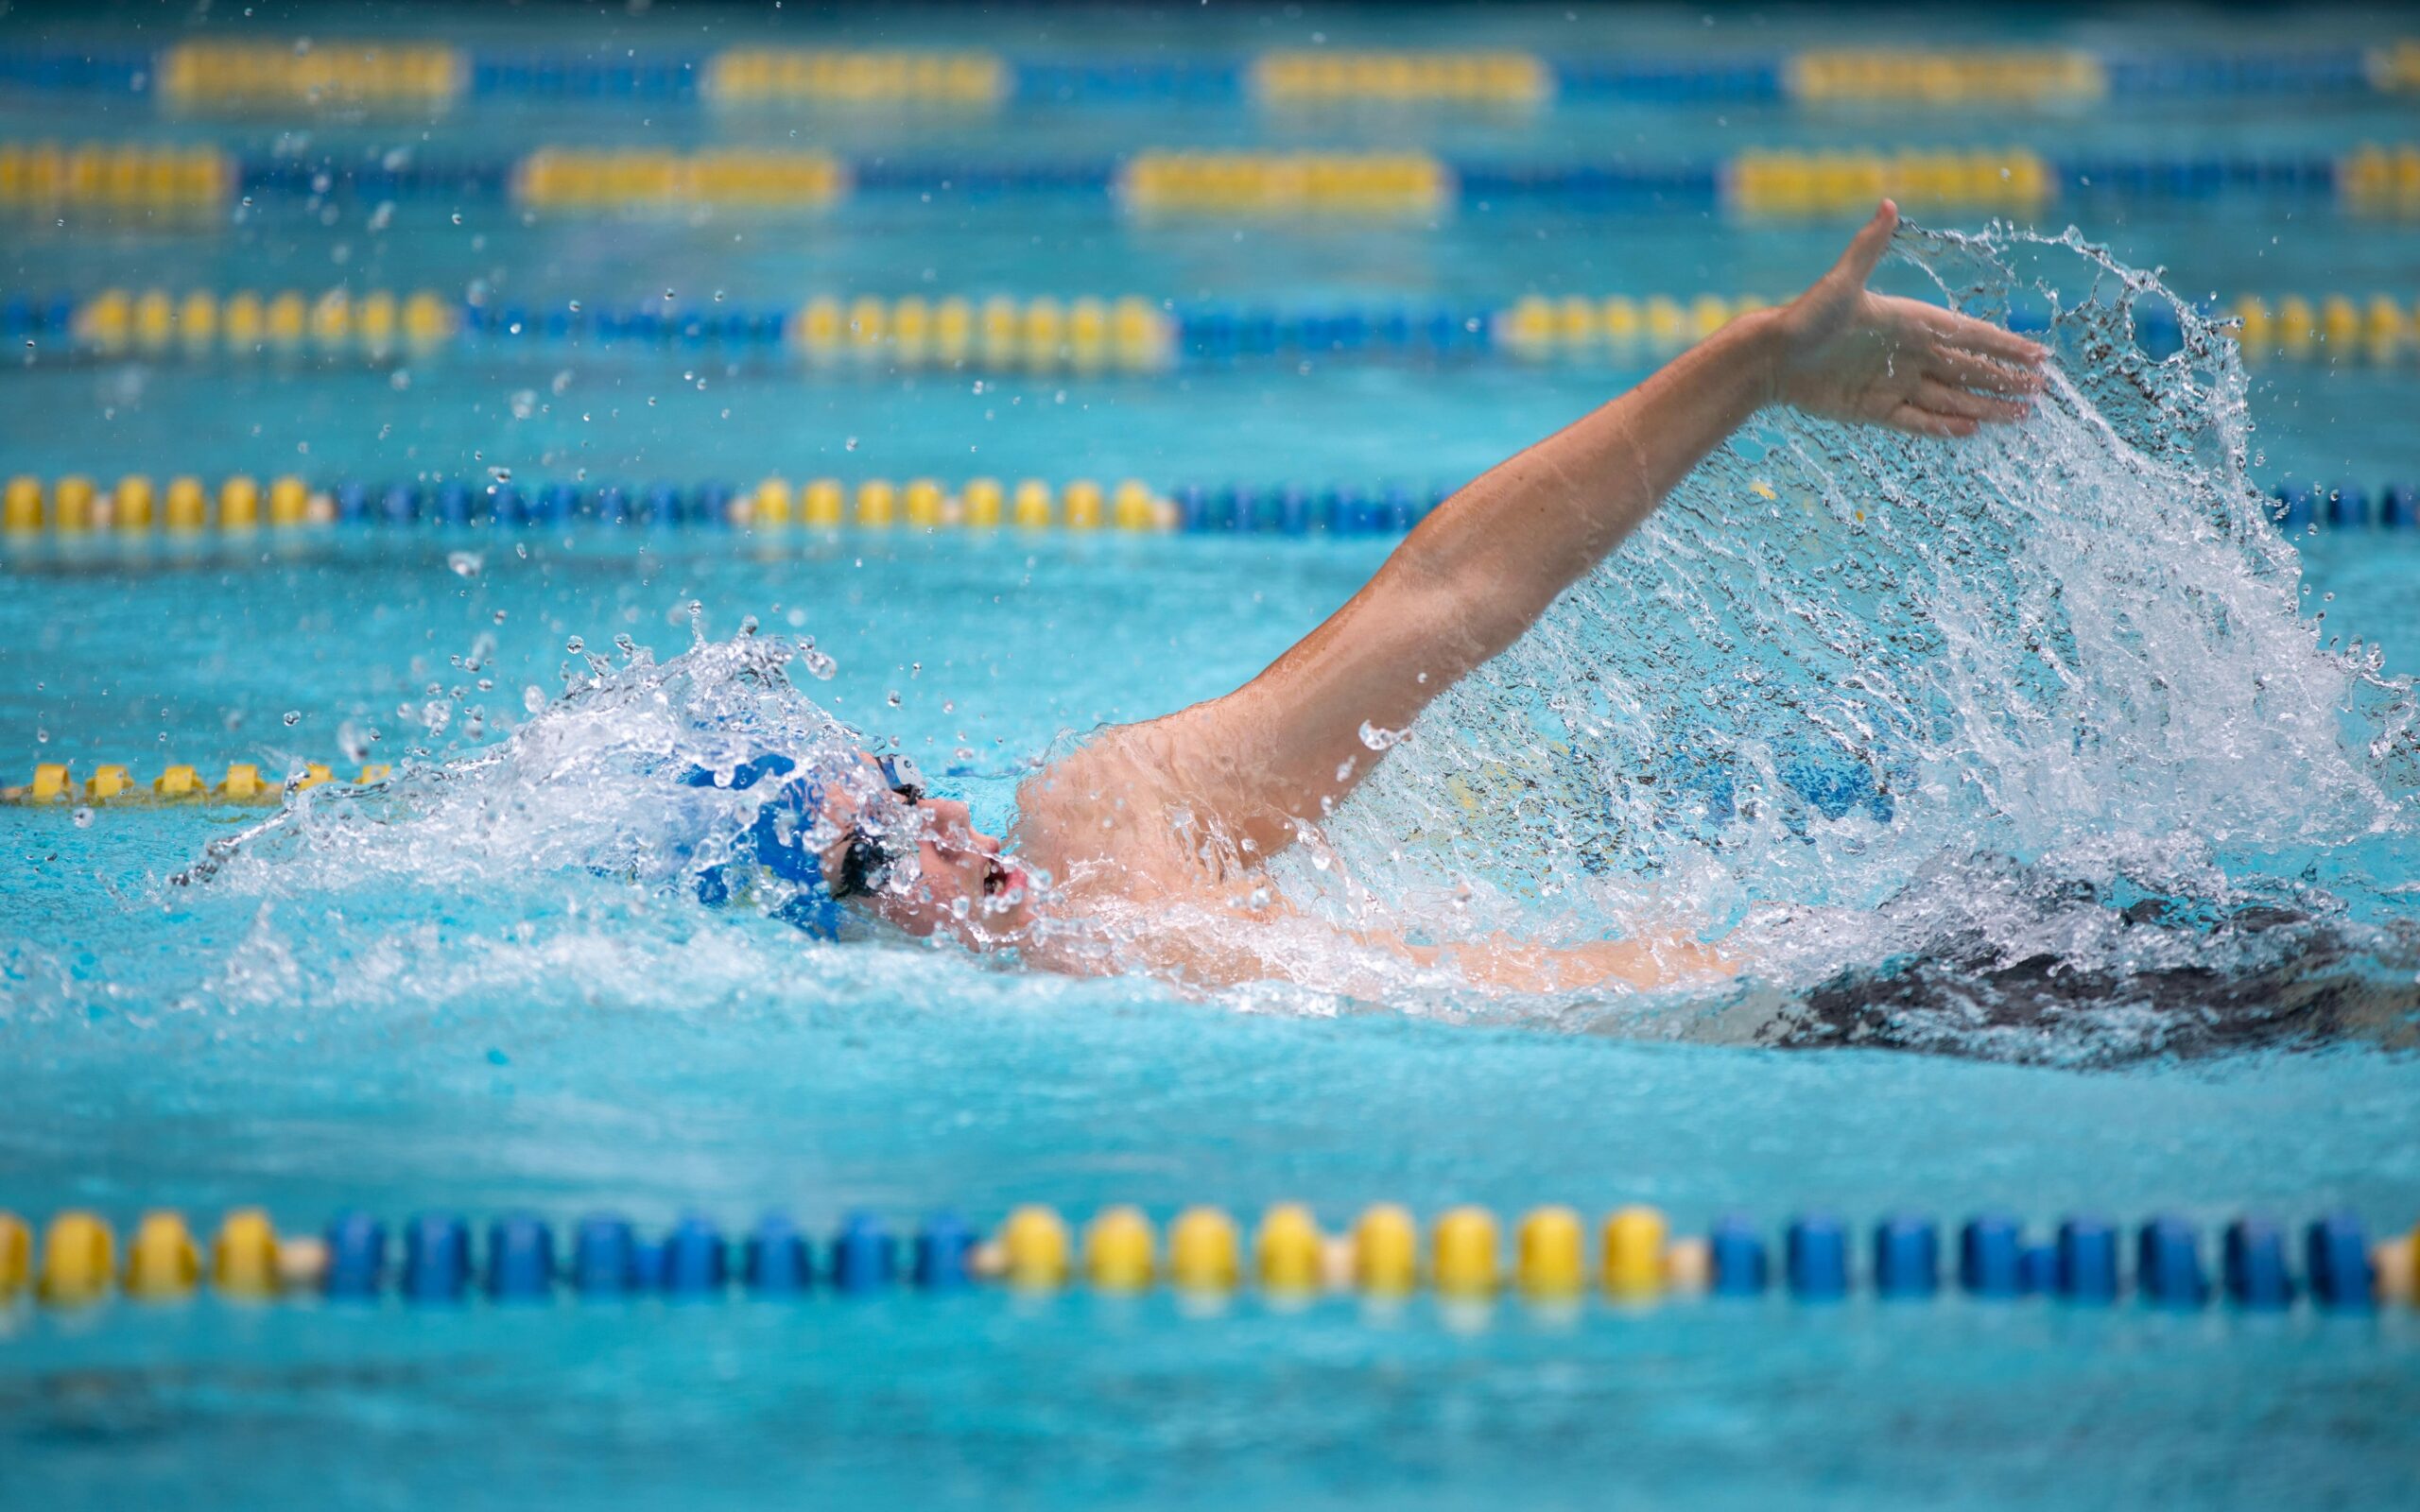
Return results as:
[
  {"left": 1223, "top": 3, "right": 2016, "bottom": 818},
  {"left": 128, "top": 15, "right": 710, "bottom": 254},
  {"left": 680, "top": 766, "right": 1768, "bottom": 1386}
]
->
[{"left": 829, "top": 754, "right": 925, "bottom": 900}]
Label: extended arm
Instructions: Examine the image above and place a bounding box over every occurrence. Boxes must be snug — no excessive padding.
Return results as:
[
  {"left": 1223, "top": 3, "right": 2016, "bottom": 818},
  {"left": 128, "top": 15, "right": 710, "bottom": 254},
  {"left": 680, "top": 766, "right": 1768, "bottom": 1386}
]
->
[{"left": 1152, "top": 201, "right": 2046, "bottom": 857}]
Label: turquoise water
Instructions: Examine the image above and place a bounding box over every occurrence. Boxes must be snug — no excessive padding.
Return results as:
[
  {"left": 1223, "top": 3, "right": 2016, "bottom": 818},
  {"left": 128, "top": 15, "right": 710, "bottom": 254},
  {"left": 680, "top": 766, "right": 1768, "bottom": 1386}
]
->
[{"left": 6, "top": 4, "right": 2420, "bottom": 1509}]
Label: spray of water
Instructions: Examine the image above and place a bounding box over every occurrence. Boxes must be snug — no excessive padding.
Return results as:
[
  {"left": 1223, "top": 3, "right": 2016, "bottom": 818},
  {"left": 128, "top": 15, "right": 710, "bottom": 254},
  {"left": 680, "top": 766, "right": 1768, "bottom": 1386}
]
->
[{"left": 179, "top": 627, "right": 896, "bottom": 928}]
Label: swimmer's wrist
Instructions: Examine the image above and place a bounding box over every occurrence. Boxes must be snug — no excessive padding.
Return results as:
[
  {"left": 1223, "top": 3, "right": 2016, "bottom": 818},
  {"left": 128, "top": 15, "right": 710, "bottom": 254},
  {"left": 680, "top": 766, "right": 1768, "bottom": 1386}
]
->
[{"left": 1708, "top": 305, "right": 1790, "bottom": 415}]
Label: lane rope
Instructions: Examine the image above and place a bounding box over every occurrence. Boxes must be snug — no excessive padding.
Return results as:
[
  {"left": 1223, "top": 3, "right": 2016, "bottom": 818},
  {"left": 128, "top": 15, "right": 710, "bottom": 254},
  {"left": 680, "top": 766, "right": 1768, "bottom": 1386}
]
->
[
  {"left": 0, "top": 43, "right": 2401, "bottom": 111},
  {"left": 4, "top": 1203, "right": 2410, "bottom": 1311},
  {"left": 9, "top": 141, "right": 2420, "bottom": 217},
  {"left": 12, "top": 288, "right": 2420, "bottom": 370}
]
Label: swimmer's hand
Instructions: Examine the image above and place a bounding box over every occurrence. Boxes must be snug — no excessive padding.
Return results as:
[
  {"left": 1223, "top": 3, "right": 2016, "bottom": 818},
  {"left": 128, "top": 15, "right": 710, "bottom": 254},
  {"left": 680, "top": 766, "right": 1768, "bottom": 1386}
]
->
[{"left": 1764, "top": 199, "right": 2048, "bottom": 439}]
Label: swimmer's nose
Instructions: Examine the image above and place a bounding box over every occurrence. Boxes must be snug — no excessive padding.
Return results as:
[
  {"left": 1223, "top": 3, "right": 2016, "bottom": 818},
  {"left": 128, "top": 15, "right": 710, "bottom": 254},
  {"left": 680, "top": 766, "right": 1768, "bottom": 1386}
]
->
[{"left": 921, "top": 797, "right": 998, "bottom": 852}]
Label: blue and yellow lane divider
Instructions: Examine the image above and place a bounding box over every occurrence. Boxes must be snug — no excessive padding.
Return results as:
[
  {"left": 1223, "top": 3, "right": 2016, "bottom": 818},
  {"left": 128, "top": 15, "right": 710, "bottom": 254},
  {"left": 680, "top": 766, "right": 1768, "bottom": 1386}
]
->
[
  {"left": 23, "top": 287, "right": 2420, "bottom": 370},
  {"left": 0, "top": 760, "right": 390, "bottom": 808},
  {"left": 0, "top": 43, "right": 2402, "bottom": 109},
  {"left": 17, "top": 140, "right": 2420, "bottom": 219},
  {"left": 4, "top": 473, "right": 2416, "bottom": 548},
  {"left": 0, "top": 1203, "right": 2412, "bottom": 1313},
  {"left": 0, "top": 474, "right": 1187, "bottom": 536}
]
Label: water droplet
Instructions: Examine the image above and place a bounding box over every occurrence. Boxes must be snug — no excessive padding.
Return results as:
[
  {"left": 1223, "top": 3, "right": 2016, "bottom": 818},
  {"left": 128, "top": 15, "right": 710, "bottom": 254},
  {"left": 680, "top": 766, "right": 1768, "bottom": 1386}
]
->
[
  {"left": 887, "top": 691, "right": 903, "bottom": 707},
  {"left": 72, "top": 806, "right": 94, "bottom": 828},
  {"left": 523, "top": 685, "right": 546, "bottom": 713},
  {"left": 564, "top": 636, "right": 584, "bottom": 654},
  {"left": 447, "top": 551, "right": 484, "bottom": 578},
  {"left": 1358, "top": 720, "right": 1408, "bottom": 751},
  {"left": 283, "top": 711, "right": 302, "bottom": 727}
]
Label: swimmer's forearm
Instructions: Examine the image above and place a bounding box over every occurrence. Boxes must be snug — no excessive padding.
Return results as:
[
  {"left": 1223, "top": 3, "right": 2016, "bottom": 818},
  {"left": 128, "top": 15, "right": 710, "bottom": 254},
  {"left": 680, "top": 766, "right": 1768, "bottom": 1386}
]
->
[
  {"left": 1385, "top": 309, "right": 1786, "bottom": 670},
  {"left": 1385, "top": 930, "right": 1736, "bottom": 992}
]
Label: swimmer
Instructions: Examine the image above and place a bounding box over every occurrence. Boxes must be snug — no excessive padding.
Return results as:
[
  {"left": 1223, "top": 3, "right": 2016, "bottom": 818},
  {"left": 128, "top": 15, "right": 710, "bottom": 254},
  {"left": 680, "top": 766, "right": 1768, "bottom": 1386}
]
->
[{"left": 752, "top": 203, "right": 2047, "bottom": 991}]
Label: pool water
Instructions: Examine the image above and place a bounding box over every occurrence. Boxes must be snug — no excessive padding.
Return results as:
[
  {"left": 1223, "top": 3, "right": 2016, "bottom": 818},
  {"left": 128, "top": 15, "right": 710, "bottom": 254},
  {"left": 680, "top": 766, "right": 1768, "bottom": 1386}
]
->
[{"left": 5, "top": 4, "right": 2420, "bottom": 1509}]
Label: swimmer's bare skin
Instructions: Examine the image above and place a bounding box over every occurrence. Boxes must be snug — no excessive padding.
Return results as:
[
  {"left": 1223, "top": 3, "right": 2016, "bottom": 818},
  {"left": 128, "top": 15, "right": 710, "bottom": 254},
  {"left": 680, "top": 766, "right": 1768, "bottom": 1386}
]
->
[{"left": 880, "top": 204, "right": 2046, "bottom": 990}]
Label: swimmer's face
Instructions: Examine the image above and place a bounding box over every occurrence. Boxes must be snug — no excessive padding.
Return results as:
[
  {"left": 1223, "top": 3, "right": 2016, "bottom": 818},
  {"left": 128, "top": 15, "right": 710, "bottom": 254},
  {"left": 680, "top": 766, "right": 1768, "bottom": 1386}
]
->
[{"left": 816, "top": 754, "right": 1032, "bottom": 944}]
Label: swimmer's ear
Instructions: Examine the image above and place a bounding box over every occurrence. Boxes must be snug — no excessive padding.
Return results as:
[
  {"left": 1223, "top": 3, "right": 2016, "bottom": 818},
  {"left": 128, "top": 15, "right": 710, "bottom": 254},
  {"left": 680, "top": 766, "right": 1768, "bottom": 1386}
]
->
[{"left": 1831, "top": 199, "right": 1900, "bottom": 289}]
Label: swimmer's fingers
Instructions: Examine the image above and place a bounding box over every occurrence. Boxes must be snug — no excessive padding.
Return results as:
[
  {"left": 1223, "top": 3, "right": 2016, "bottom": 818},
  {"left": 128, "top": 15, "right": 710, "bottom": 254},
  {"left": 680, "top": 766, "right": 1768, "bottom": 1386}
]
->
[
  {"left": 1886, "top": 401, "right": 1980, "bottom": 439},
  {"left": 1926, "top": 342, "right": 2044, "bottom": 398},
  {"left": 1913, "top": 377, "right": 2031, "bottom": 425},
  {"left": 1906, "top": 302, "right": 2048, "bottom": 368}
]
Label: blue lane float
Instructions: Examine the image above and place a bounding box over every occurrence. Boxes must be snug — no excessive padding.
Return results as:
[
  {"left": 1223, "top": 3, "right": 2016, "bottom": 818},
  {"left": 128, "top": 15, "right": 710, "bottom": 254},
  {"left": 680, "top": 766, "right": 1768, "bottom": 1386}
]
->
[
  {"left": 2224, "top": 1217, "right": 2294, "bottom": 1311},
  {"left": 831, "top": 1211, "right": 897, "bottom": 1294},
  {"left": 743, "top": 1212, "right": 812, "bottom": 1296},
  {"left": 1710, "top": 1213, "right": 1770, "bottom": 1297},
  {"left": 1958, "top": 1214, "right": 2026, "bottom": 1299},
  {"left": 662, "top": 1214, "right": 729, "bottom": 1297},
  {"left": 2058, "top": 1216, "right": 2121, "bottom": 1304},
  {"left": 487, "top": 1212, "right": 556, "bottom": 1300},
  {"left": 914, "top": 1211, "right": 977, "bottom": 1290},
  {"left": 573, "top": 1214, "right": 643, "bottom": 1296},
  {"left": 1786, "top": 1212, "right": 1849, "bottom": 1300},
  {"left": 1875, "top": 1213, "right": 1941, "bottom": 1299},
  {"left": 402, "top": 1212, "right": 471, "bottom": 1303},
  {"left": 2137, "top": 1216, "right": 2210, "bottom": 1309},
  {"left": 2308, "top": 1212, "right": 2377, "bottom": 1311},
  {"left": 323, "top": 1211, "right": 388, "bottom": 1299}
]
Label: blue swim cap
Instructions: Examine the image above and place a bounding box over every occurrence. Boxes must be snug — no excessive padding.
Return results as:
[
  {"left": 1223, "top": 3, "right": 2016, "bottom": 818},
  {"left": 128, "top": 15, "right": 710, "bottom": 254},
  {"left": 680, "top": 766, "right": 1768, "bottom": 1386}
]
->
[{"left": 682, "top": 752, "right": 846, "bottom": 937}]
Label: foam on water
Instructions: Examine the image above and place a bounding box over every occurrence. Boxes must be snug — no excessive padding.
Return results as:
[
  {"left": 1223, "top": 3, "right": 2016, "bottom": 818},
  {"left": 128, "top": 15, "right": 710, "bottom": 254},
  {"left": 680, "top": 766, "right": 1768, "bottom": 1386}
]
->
[{"left": 157, "top": 224, "right": 2419, "bottom": 1061}]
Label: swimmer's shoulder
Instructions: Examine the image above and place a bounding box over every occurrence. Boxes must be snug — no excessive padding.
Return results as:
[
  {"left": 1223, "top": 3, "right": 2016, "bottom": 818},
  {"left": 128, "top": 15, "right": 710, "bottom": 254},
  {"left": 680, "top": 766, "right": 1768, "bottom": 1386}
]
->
[{"left": 1011, "top": 717, "right": 1196, "bottom": 866}]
